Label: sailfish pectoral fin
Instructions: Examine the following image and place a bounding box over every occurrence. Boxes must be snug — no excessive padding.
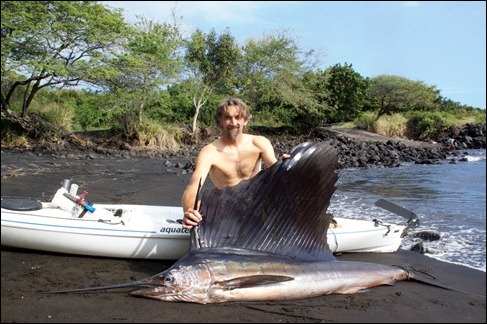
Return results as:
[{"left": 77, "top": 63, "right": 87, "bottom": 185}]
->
[{"left": 215, "top": 275, "right": 294, "bottom": 290}]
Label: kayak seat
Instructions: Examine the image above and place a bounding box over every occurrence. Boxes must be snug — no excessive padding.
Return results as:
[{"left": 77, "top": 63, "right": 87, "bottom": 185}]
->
[{"left": 1, "top": 197, "right": 42, "bottom": 211}]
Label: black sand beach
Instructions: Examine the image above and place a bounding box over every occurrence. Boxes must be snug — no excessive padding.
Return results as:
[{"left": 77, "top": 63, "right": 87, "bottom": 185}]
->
[{"left": 1, "top": 150, "right": 485, "bottom": 323}]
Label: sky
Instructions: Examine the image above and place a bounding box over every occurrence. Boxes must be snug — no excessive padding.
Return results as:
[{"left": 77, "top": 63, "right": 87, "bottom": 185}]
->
[{"left": 102, "top": 1, "right": 486, "bottom": 109}]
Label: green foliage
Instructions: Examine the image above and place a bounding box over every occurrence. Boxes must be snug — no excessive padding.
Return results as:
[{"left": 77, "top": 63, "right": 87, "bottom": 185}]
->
[
  {"left": 407, "top": 111, "right": 449, "bottom": 140},
  {"left": 255, "top": 106, "right": 296, "bottom": 127},
  {"left": 464, "top": 111, "right": 485, "bottom": 124},
  {"left": 2, "top": 4, "right": 484, "bottom": 145},
  {"left": 1, "top": 1, "right": 128, "bottom": 115},
  {"left": 372, "top": 113, "right": 408, "bottom": 137},
  {"left": 134, "top": 119, "right": 180, "bottom": 150},
  {"left": 167, "top": 82, "right": 223, "bottom": 128},
  {"left": 32, "top": 104, "right": 74, "bottom": 132},
  {"left": 404, "top": 107, "right": 485, "bottom": 140},
  {"left": 437, "top": 98, "right": 486, "bottom": 124},
  {"left": 143, "top": 91, "right": 178, "bottom": 123},
  {"left": 73, "top": 93, "right": 114, "bottom": 131},
  {"left": 355, "top": 111, "right": 408, "bottom": 137},
  {"left": 238, "top": 29, "right": 321, "bottom": 130},
  {"left": 1, "top": 119, "right": 30, "bottom": 148},
  {"left": 355, "top": 111, "right": 379, "bottom": 131},
  {"left": 367, "top": 75, "right": 440, "bottom": 116},
  {"left": 323, "top": 63, "right": 369, "bottom": 123},
  {"left": 167, "top": 83, "right": 197, "bottom": 124},
  {"left": 186, "top": 28, "right": 241, "bottom": 94},
  {"left": 416, "top": 117, "right": 445, "bottom": 139},
  {"left": 27, "top": 89, "right": 81, "bottom": 131},
  {"left": 101, "top": 15, "right": 184, "bottom": 135},
  {"left": 184, "top": 28, "right": 241, "bottom": 133}
]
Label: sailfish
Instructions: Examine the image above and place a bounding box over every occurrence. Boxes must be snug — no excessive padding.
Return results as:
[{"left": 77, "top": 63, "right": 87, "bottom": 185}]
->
[{"left": 51, "top": 141, "right": 455, "bottom": 304}]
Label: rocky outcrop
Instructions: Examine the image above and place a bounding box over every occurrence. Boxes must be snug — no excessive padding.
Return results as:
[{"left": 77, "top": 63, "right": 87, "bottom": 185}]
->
[
  {"left": 258, "top": 127, "right": 453, "bottom": 169},
  {"left": 307, "top": 128, "right": 451, "bottom": 169},
  {"left": 3, "top": 125, "right": 484, "bottom": 171},
  {"left": 440, "top": 123, "right": 486, "bottom": 149}
]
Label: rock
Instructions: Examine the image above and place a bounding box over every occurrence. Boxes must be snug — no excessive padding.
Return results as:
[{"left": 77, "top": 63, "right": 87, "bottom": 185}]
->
[
  {"left": 411, "top": 231, "right": 441, "bottom": 241},
  {"left": 410, "top": 242, "right": 425, "bottom": 254}
]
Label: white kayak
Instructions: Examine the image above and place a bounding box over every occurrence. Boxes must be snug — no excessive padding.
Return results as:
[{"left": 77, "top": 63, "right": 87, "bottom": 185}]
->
[{"left": 1, "top": 185, "right": 406, "bottom": 260}]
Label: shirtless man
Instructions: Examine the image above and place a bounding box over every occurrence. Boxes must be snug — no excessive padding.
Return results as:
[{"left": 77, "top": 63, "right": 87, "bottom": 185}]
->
[{"left": 181, "top": 97, "right": 287, "bottom": 230}]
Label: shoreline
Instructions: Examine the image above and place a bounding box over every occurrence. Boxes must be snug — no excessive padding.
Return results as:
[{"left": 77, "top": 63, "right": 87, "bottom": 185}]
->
[
  {"left": 1, "top": 124, "right": 460, "bottom": 170},
  {"left": 1, "top": 150, "right": 486, "bottom": 323}
]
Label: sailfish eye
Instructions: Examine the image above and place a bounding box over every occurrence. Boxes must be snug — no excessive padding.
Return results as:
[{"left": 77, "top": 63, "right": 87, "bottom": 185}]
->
[{"left": 164, "top": 276, "right": 174, "bottom": 284}]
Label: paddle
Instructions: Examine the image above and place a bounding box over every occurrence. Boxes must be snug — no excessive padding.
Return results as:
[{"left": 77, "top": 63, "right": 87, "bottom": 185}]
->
[
  {"left": 177, "top": 178, "right": 202, "bottom": 225},
  {"left": 375, "top": 199, "right": 420, "bottom": 228},
  {"left": 192, "top": 178, "right": 203, "bottom": 248},
  {"left": 194, "top": 177, "right": 202, "bottom": 210}
]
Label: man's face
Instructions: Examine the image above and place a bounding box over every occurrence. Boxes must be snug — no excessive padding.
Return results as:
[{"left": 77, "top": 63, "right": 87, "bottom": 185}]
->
[{"left": 221, "top": 105, "right": 247, "bottom": 140}]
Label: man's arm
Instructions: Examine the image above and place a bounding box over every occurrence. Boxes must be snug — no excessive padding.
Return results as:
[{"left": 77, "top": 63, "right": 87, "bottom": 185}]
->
[
  {"left": 254, "top": 135, "right": 278, "bottom": 168},
  {"left": 181, "top": 147, "right": 212, "bottom": 229},
  {"left": 254, "top": 135, "right": 290, "bottom": 168}
]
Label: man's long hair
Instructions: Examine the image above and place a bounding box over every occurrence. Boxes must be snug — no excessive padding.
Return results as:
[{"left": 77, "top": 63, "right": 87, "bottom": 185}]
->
[{"left": 214, "top": 97, "right": 252, "bottom": 131}]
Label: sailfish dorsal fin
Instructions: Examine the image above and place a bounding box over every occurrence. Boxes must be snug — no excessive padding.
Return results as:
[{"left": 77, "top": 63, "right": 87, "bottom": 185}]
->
[{"left": 190, "top": 141, "right": 338, "bottom": 261}]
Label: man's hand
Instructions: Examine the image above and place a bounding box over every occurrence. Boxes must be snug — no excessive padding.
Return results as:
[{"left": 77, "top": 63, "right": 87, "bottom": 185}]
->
[
  {"left": 182, "top": 208, "right": 202, "bottom": 230},
  {"left": 281, "top": 153, "right": 291, "bottom": 160}
]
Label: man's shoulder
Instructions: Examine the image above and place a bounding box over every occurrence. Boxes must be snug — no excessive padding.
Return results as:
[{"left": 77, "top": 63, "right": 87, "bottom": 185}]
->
[
  {"left": 200, "top": 139, "right": 221, "bottom": 154},
  {"left": 244, "top": 133, "right": 266, "bottom": 141},
  {"left": 249, "top": 134, "right": 272, "bottom": 146}
]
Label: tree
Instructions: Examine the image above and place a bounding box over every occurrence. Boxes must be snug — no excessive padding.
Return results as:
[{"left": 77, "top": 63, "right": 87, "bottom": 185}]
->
[
  {"left": 323, "top": 63, "right": 368, "bottom": 123},
  {"left": 238, "top": 29, "right": 320, "bottom": 128},
  {"left": 184, "top": 28, "right": 240, "bottom": 134},
  {"left": 101, "top": 16, "right": 184, "bottom": 138},
  {"left": 367, "top": 75, "right": 440, "bottom": 117},
  {"left": 1, "top": 1, "right": 127, "bottom": 116}
]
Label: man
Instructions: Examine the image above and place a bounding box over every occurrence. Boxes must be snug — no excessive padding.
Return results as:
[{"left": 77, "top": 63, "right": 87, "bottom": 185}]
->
[{"left": 181, "top": 97, "right": 288, "bottom": 230}]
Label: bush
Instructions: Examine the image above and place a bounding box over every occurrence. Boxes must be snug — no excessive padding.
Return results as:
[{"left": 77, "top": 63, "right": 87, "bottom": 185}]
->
[
  {"left": 135, "top": 119, "right": 180, "bottom": 150},
  {"left": 355, "top": 111, "right": 378, "bottom": 131},
  {"left": 31, "top": 103, "right": 75, "bottom": 132},
  {"left": 373, "top": 113, "right": 408, "bottom": 137}
]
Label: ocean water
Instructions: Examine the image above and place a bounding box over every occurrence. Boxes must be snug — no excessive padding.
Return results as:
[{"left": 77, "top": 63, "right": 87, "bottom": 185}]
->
[{"left": 329, "top": 149, "right": 486, "bottom": 272}]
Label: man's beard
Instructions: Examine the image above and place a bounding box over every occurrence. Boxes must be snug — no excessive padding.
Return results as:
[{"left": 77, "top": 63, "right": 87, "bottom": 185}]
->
[{"left": 228, "top": 126, "right": 241, "bottom": 140}]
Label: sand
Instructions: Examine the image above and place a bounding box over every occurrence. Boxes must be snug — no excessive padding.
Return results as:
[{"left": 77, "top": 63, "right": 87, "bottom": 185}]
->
[{"left": 1, "top": 150, "right": 485, "bottom": 323}]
